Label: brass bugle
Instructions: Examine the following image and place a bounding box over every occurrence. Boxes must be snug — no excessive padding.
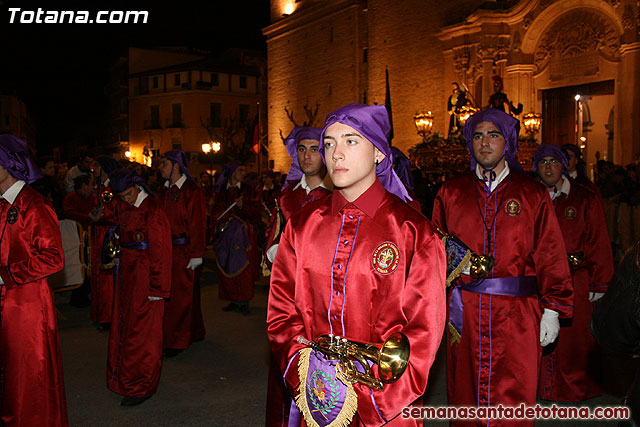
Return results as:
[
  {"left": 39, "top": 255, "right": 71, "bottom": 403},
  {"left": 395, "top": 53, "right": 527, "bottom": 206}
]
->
[
  {"left": 297, "top": 332, "right": 410, "bottom": 391},
  {"left": 568, "top": 252, "right": 584, "bottom": 268},
  {"left": 101, "top": 190, "right": 114, "bottom": 204},
  {"left": 436, "top": 228, "right": 494, "bottom": 280}
]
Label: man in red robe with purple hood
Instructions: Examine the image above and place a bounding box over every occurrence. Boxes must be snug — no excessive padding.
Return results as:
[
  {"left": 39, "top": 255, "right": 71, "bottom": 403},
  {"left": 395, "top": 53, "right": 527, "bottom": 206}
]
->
[
  {"left": 0, "top": 134, "right": 67, "bottom": 426},
  {"left": 533, "top": 144, "right": 613, "bottom": 402},
  {"left": 107, "top": 168, "right": 172, "bottom": 406},
  {"left": 268, "top": 103, "right": 446, "bottom": 426},
  {"left": 157, "top": 149, "right": 206, "bottom": 357},
  {"left": 264, "top": 125, "right": 332, "bottom": 426},
  {"left": 432, "top": 109, "right": 573, "bottom": 426}
]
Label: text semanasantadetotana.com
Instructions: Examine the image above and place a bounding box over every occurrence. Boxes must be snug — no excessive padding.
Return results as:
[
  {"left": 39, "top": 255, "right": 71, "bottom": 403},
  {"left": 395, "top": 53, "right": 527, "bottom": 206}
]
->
[
  {"left": 8, "top": 8, "right": 148, "bottom": 24},
  {"left": 402, "top": 404, "right": 630, "bottom": 420}
]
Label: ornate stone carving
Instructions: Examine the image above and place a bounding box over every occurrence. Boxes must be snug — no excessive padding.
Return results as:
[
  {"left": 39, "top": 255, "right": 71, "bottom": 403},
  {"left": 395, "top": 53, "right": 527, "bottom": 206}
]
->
[
  {"left": 533, "top": 10, "right": 621, "bottom": 73},
  {"left": 622, "top": 5, "right": 635, "bottom": 30},
  {"left": 607, "top": 0, "right": 620, "bottom": 8},
  {"left": 539, "top": 0, "right": 557, "bottom": 10},
  {"left": 523, "top": 13, "right": 534, "bottom": 31},
  {"left": 453, "top": 48, "right": 470, "bottom": 79}
]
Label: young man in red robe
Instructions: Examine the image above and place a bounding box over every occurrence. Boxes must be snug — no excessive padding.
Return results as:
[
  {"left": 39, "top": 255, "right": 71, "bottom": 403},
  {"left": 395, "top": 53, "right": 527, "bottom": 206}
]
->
[
  {"left": 107, "top": 169, "right": 172, "bottom": 406},
  {"left": 157, "top": 150, "right": 206, "bottom": 357},
  {"left": 267, "top": 103, "right": 446, "bottom": 426},
  {"left": 264, "top": 126, "right": 332, "bottom": 426},
  {"left": 0, "top": 134, "right": 68, "bottom": 426},
  {"left": 88, "top": 156, "right": 120, "bottom": 329},
  {"left": 533, "top": 144, "right": 614, "bottom": 402},
  {"left": 432, "top": 109, "right": 573, "bottom": 426}
]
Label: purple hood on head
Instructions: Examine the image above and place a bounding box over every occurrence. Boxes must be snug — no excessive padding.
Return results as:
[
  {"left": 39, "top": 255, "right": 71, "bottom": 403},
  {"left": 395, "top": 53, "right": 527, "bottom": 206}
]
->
[
  {"left": 319, "top": 103, "right": 411, "bottom": 202},
  {"left": 463, "top": 108, "right": 523, "bottom": 174}
]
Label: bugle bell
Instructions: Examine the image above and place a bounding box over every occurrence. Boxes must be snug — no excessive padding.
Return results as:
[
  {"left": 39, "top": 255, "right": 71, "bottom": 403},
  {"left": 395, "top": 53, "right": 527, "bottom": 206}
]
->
[
  {"left": 297, "top": 331, "right": 410, "bottom": 391},
  {"left": 101, "top": 190, "right": 114, "bottom": 204}
]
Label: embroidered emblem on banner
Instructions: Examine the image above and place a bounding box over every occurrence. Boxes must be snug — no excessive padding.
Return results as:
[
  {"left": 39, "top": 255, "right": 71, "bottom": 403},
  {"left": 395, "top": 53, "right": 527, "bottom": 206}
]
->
[
  {"left": 371, "top": 242, "right": 400, "bottom": 275},
  {"left": 565, "top": 206, "right": 577, "bottom": 220},
  {"left": 134, "top": 231, "right": 145, "bottom": 242},
  {"left": 7, "top": 206, "right": 19, "bottom": 224},
  {"left": 504, "top": 198, "right": 521, "bottom": 217},
  {"left": 172, "top": 192, "right": 181, "bottom": 202}
]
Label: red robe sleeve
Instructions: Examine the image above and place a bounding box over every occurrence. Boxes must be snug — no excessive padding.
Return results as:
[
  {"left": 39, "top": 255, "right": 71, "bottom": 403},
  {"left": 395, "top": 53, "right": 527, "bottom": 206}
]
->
[
  {"left": 584, "top": 192, "right": 614, "bottom": 292},
  {"left": 147, "top": 200, "right": 172, "bottom": 298},
  {"left": 187, "top": 184, "right": 207, "bottom": 259},
  {"left": 0, "top": 192, "right": 64, "bottom": 289},
  {"left": 533, "top": 194, "right": 574, "bottom": 318}
]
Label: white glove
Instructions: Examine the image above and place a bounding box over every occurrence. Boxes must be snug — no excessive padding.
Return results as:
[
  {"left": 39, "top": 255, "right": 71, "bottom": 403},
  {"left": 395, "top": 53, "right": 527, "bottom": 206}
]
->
[
  {"left": 0, "top": 274, "right": 4, "bottom": 285},
  {"left": 588, "top": 292, "right": 605, "bottom": 302},
  {"left": 186, "top": 258, "right": 203, "bottom": 270},
  {"left": 540, "top": 309, "right": 560, "bottom": 346},
  {"left": 266, "top": 244, "right": 279, "bottom": 263},
  {"left": 148, "top": 296, "right": 163, "bottom": 301}
]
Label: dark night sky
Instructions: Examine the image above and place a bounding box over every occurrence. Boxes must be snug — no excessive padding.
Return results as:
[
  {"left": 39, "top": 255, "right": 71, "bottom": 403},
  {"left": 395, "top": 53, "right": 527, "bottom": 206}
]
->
[{"left": 0, "top": 0, "right": 270, "bottom": 156}]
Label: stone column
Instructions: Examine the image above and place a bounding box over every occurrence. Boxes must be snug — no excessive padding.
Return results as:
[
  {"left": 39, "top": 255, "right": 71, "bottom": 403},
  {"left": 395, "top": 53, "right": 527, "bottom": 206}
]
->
[
  {"left": 617, "top": 42, "right": 640, "bottom": 164},
  {"left": 505, "top": 64, "right": 536, "bottom": 115}
]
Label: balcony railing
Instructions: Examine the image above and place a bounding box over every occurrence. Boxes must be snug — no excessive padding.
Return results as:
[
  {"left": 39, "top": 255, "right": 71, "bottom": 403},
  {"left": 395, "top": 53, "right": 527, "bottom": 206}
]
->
[
  {"left": 144, "top": 120, "right": 162, "bottom": 130},
  {"left": 165, "top": 119, "right": 184, "bottom": 128}
]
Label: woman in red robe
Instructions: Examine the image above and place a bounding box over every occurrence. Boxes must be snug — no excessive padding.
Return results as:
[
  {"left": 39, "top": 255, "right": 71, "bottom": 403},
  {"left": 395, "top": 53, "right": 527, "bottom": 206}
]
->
[
  {"left": 0, "top": 134, "right": 67, "bottom": 426},
  {"left": 107, "top": 169, "right": 172, "bottom": 406}
]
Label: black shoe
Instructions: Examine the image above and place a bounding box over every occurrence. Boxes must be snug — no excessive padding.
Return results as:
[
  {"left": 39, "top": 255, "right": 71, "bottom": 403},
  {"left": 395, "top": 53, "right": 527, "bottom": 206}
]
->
[
  {"left": 121, "top": 395, "right": 150, "bottom": 406},
  {"left": 162, "top": 348, "right": 184, "bottom": 358},
  {"left": 222, "top": 302, "right": 238, "bottom": 312},
  {"left": 239, "top": 305, "right": 250, "bottom": 316}
]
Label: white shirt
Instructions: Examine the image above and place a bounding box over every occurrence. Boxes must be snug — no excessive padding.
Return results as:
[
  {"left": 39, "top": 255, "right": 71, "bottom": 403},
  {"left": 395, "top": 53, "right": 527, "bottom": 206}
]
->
[
  {"left": 134, "top": 187, "right": 148, "bottom": 208},
  {"left": 164, "top": 174, "right": 186, "bottom": 189},
  {"left": 548, "top": 176, "right": 571, "bottom": 201},
  {"left": 292, "top": 174, "right": 331, "bottom": 195},
  {"left": 475, "top": 162, "right": 510, "bottom": 194},
  {"left": 0, "top": 180, "right": 25, "bottom": 204}
]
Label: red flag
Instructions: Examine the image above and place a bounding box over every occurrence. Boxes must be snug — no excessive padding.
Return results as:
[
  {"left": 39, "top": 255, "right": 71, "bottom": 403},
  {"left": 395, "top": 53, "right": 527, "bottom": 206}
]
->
[{"left": 251, "top": 116, "right": 260, "bottom": 154}]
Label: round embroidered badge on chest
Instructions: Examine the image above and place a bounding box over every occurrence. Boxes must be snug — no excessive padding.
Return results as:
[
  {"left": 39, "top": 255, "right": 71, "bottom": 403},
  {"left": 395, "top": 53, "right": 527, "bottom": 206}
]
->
[
  {"left": 565, "top": 206, "right": 577, "bottom": 220},
  {"left": 7, "top": 206, "right": 19, "bottom": 224},
  {"left": 172, "top": 192, "right": 181, "bottom": 202},
  {"left": 371, "top": 242, "right": 400, "bottom": 275},
  {"left": 504, "top": 198, "right": 521, "bottom": 217},
  {"left": 134, "top": 231, "right": 145, "bottom": 242}
]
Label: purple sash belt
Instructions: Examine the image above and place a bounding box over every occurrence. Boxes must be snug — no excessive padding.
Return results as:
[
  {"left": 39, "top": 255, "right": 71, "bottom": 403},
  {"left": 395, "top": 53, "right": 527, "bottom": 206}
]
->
[
  {"left": 449, "top": 276, "right": 537, "bottom": 340},
  {"left": 172, "top": 237, "right": 190, "bottom": 246},
  {"left": 121, "top": 241, "right": 149, "bottom": 250}
]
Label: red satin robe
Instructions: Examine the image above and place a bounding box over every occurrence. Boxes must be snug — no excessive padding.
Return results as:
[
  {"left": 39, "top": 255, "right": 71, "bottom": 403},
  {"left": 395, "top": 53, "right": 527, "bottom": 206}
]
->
[
  {"left": 158, "top": 179, "right": 206, "bottom": 349},
  {"left": 538, "top": 181, "right": 614, "bottom": 402},
  {"left": 0, "top": 185, "right": 67, "bottom": 426},
  {"left": 89, "top": 182, "right": 118, "bottom": 325},
  {"left": 432, "top": 171, "right": 573, "bottom": 427},
  {"left": 213, "top": 184, "right": 258, "bottom": 302},
  {"left": 107, "top": 195, "right": 172, "bottom": 398},
  {"left": 62, "top": 190, "right": 94, "bottom": 228},
  {"left": 265, "top": 181, "right": 332, "bottom": 427},
  {"left": 279, "top": 184, "right": 332, "bottom": 221},
  {"left": 268, "top": 180, "right": 446, "bottom": 426}
]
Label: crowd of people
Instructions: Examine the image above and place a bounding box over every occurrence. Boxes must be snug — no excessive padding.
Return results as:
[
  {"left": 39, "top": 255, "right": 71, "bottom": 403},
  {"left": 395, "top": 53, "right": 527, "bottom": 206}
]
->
[{"left": 0, "top": 101, "right": 636, "bottom": 426}]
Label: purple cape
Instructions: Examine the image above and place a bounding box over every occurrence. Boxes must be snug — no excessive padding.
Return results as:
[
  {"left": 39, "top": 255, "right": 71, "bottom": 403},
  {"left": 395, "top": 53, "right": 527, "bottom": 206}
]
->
[
  {"left": 463, "top": 108, "right": 524, "bottom": 174},
  {"left": 319, "top": 103, "right": 411, "bottom": 202},
  {"left": 283, "top": 126, "right": 322, "bottom": 189},
  {"left": 0, "top": 134, "right": 42, "bottom": 184}
]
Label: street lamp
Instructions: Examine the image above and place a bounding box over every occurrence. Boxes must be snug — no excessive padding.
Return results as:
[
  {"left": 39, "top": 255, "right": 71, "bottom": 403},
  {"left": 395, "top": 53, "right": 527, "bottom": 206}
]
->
[
  {"left": 413, "top": 111, "right": 434, "bottom": 141},
  {"left": 202, "top": 141, "right": 220, "bottom": 175},
  {"left": 523, "top": 112, "right": 542, "bottom": 139}
]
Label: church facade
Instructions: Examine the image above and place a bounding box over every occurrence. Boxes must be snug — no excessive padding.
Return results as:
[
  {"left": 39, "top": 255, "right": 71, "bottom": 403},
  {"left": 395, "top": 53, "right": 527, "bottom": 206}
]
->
[{"left": 263, "top": 0, "right": 640, "bottom": 172}]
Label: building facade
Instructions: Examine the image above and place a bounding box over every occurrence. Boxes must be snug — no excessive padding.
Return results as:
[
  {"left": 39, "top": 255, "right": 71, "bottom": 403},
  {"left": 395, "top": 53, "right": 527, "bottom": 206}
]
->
[
  {"left": 263, "top": 0, "right": 640, "bottom": 172},
  {"left": 128, "top": 47, "right": 266, "bottom": 173}
]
